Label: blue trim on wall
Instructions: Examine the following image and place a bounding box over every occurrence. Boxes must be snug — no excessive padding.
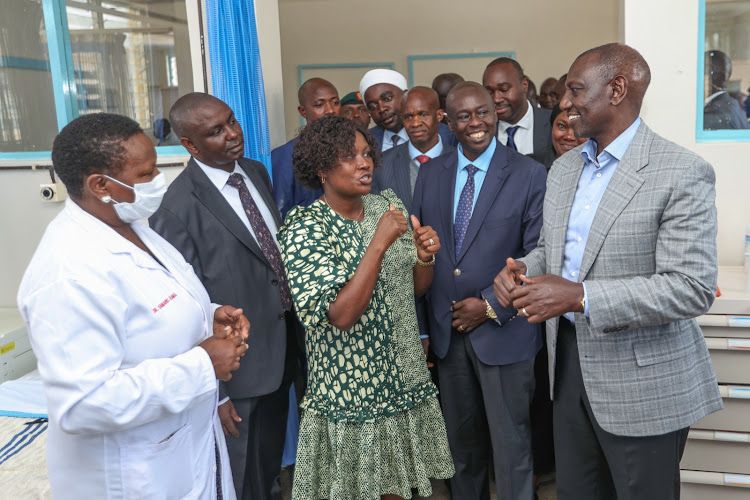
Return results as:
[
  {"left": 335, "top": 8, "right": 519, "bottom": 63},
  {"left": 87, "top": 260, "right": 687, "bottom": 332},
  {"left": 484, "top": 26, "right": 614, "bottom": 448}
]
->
[
  {"left": 296, "top": 62, "right": 395, "bottom": 128},
  {"left": 407, "top": 51, "right": 515, "bottom": 87},
  {"left": 0, "top": 56, "right": 49, "bottom": 71},
  {"left": 696, "top": 0, "right": 750, "bottom": 142}
]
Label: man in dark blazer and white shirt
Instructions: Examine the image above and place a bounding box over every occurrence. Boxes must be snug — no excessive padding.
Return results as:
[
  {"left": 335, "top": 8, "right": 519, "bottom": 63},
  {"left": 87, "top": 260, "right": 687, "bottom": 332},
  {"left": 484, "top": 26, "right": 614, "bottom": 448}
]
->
[
  {"left": 150, "top": 93, "right": 299, "bottom": 500},
  {"left": 483, "top": 57, "right": 552, "bottom": 156},
  {"left": 494, "top": 44, "right": 723, "bottom": 500},
  {"left": 412, "top": 82, "right": 547, "bottom": 500}
]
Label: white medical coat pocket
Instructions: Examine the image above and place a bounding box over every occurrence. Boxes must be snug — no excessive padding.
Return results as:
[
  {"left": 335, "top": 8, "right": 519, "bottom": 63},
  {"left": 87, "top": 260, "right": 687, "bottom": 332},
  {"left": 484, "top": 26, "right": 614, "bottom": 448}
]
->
[{"left": 120, "top": 423, "right": 197, "bottom": 499}]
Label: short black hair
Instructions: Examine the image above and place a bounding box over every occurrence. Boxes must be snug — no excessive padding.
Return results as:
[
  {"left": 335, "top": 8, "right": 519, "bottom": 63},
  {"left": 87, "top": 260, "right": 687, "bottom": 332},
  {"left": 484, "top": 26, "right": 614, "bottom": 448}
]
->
[
  {"left": 292, "top": 115, "right": 381, "bottom": 190},
  {"left": 486, "top": 57, "right": 525, "bottom": 81},
  {"left": 52, "top": 113, "right": 143, "bottom": 199},
  {"left": 169, "top": 92, "right": 223, "bottom": 138}
]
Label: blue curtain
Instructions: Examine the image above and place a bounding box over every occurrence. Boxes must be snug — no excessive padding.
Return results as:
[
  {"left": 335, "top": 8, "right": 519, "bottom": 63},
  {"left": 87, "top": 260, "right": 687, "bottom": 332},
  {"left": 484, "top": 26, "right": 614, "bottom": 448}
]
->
[{"left": 205, "top": 0, "right": 272, "bottom": 172}]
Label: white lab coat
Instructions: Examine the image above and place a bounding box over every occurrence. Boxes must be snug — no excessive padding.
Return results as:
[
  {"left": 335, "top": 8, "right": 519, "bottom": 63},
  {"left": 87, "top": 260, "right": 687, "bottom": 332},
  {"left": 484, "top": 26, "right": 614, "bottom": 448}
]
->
[{"left": 18, "top": 199, "right": 236, "bottom": 500}]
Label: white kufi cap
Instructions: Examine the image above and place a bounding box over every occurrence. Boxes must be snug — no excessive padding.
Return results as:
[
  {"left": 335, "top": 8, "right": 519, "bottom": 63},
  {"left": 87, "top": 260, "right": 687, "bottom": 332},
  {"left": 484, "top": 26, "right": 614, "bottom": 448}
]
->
[{"left": 359, "top": 69, "right": 408, "bottom": 102}]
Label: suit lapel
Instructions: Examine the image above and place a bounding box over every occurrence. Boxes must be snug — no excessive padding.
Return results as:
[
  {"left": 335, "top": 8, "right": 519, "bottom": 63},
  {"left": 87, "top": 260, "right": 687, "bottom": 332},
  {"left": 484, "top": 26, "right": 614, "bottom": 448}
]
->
[
  {"left": 187, "top": 160, "right": 272, "bottom": 268},
  {"left": 240, "top": 159, "right": 283, "bottom": 226},
  {"left": 395, "top": 146, "right": 413, "bottom": 207},
  {"left": 456, "top": 145, "right": 510, "bottom": 263},
  {"left": 438, "top": 152, "right": 459, "bottom": 265},
  {"left": 549, "top": 157, "right": 584, "bottom": 276},
  {"left": 578, "top": 125, "right": 650, "bottom": 280}
]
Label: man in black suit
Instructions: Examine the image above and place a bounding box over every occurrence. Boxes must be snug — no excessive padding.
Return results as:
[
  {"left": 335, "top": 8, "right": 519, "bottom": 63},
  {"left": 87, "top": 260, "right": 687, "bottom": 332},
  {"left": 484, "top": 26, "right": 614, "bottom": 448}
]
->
[
  {"left": 483, "top": 57, "right": 552, "bottom": 156},
  {"left": 373, "top": 86, "right": 455, "bottom": 214},
  {"left": 704, "top": 50, "right": 750, "bottom": 130},
  {"left": 150, "top": 93, "right": 299, "bottom": 500}
]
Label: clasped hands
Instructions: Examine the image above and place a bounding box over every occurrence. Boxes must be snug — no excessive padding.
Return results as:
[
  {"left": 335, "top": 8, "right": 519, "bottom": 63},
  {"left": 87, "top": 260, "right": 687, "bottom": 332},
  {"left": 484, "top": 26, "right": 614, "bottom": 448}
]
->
[
  {"left": 493, "top": 257, "right": 584, "bottom": 324},
  {"left": 200, "top": 305, "right": 250, "bottom": 382}
]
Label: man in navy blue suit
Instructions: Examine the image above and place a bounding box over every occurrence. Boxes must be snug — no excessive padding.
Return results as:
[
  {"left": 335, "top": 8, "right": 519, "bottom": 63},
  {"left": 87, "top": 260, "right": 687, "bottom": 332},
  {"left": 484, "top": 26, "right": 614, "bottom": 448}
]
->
[
  {"left": 412, "top": 81, "right": 546, "bottom": 500},
  {"left": 271, "top": 78, "right": 340, "bottom": 218}
]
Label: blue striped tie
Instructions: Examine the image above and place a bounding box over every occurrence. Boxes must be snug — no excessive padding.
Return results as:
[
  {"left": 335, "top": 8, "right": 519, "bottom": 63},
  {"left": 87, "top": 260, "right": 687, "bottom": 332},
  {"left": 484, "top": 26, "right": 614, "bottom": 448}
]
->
[{"left": 454, "top": 164, "right": 478, "bottom": 256}]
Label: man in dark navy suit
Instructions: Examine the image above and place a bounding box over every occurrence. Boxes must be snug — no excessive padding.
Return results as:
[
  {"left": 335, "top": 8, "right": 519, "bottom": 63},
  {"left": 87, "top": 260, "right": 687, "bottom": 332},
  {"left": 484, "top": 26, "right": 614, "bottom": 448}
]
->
[
  {"left": 412, "top": 81, "right": 546, "bottom": 500},
  {"left": 271, "top": 78, "right": 340, "bottom": 218}
]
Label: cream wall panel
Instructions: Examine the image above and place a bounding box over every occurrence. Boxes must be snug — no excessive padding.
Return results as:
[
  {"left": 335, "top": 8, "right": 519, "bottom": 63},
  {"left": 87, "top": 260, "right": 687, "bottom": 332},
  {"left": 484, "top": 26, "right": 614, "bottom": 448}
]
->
[{"left": 278, "top": 0, "right": 619, "bottom": 140}]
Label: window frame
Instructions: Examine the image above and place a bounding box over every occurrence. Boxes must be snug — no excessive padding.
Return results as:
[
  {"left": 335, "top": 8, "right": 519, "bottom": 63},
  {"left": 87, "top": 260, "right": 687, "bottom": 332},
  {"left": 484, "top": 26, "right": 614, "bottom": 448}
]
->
[
  {"left": 696, "top": 0, "right": 750, "bottom": 142},
  {"left": 0, "top": 0, "right": 203, "bottom": 164}
]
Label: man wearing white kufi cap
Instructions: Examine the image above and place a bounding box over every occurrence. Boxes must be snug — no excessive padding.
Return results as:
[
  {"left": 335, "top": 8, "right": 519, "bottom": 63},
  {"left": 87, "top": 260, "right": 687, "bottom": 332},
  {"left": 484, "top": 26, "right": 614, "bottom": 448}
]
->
[
  {"left": 359, "top": 69, "right": 410, "bottom": 152},
  {"left": 360, "top": 69, "right": 458, "bottom": 152}
]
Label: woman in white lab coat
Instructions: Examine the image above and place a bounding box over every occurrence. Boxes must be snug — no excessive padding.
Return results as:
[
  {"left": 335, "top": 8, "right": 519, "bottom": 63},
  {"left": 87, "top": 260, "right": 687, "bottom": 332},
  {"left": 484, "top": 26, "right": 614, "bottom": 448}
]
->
[{"left": 17, "top": 113, "right": 249, "bottom": 500}]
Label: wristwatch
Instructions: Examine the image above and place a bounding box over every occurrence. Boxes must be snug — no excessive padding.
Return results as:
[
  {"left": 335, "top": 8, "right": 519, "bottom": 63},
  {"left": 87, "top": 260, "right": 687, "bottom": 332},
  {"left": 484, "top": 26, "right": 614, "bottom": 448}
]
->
[{"left": 485, "top": 299, "right": 497, "bottom": 320}]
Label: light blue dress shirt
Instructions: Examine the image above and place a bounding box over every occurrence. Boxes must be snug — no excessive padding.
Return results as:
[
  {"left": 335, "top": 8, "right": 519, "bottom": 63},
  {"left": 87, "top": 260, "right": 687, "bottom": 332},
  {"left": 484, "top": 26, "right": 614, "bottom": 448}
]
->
[
  {"left": 563, "top": 117, "right": 641, "bottom": 323},
  {"left": 408, "top": 135, "right": 444, "bottom": 162},
  {"left": 453, "top": 139, "right": 497, "bottom": 222}
]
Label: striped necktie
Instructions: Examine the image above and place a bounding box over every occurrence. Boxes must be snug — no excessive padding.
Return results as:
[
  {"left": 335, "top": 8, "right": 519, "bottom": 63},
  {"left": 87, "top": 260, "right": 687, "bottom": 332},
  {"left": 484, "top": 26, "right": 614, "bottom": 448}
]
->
[{"left": 454, "top": 164, "right": 478, "bottom": 256}]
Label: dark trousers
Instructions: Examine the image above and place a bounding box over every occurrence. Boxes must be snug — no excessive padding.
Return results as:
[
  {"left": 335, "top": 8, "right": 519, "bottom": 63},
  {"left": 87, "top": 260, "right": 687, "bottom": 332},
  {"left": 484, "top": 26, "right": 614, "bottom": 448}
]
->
[
  {"left": 232, "top": 312, "right": 298, "bottom": 500},
  {"left": 438, "top": 332, "right": 535, "bottom": 500},
  {"left": 553, "top": 318, "right": 689, "bottom": 500}
]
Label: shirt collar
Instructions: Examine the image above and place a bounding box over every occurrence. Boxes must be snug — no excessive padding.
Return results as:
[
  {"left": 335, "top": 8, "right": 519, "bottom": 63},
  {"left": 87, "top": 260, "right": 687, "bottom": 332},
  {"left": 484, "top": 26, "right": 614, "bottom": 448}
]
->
[
  {"left": 194, "top": 158, "right": 247, "bottom": 190},
  {"left": 581, "top": 117, "right": 642, "bottom": 166},
  {"left": 705, "top": 90, "right": 726, "bottom": 105},
  {"left": 383, "top": 127, "right": 409, "bottom": 146},
  {"left": 457, "top": 138, "right": 497, "bottom": 173},
  {"left": 497, "top": 100, "right": 533, "bottom": 133},
  {"left": 408, "top": 136, "right": 443, "bottom": 161}
]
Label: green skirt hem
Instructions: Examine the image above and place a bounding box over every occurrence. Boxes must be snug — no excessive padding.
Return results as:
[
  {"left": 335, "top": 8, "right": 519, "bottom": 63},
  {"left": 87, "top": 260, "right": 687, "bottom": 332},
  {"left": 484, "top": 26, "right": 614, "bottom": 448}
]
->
[{"left": 292, "top": 395, "right": 455, "bottom": 500}]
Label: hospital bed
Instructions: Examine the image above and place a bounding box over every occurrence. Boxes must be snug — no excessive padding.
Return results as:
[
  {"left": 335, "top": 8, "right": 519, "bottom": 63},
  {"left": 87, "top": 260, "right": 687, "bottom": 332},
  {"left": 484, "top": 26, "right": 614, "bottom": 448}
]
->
[{"left": 0, "top": 309, "right": 50, "bottom": 499}]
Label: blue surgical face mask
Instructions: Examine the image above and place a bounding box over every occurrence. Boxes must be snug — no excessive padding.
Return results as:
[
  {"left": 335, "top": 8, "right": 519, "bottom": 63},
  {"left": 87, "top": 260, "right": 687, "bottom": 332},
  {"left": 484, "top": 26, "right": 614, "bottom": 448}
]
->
[{"left": 103, "top": 172, "right": 167, "bottom": 223}]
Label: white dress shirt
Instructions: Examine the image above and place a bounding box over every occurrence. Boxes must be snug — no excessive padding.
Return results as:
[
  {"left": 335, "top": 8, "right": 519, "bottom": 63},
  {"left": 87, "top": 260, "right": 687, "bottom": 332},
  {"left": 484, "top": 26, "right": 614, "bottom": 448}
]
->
[
  {"left": 497, "top": 100, "right": 535, "bottom": 154},
  {"left": 195, "top": 159, "right": 280, "bottom": 248}
]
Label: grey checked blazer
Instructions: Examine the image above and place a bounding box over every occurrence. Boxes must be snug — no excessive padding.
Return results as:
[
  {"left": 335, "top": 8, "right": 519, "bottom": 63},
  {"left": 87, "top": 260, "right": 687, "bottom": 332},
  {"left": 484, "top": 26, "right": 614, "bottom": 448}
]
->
[{"left": 519, "top": 121, "right": 723, "bottom": 437}]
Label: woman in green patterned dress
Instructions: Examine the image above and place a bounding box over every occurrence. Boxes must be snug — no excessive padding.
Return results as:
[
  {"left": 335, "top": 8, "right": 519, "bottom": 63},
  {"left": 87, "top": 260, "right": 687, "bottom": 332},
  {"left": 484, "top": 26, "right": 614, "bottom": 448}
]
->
[{"left": 278, "top": 116, "right": 454, "bottom": 500}]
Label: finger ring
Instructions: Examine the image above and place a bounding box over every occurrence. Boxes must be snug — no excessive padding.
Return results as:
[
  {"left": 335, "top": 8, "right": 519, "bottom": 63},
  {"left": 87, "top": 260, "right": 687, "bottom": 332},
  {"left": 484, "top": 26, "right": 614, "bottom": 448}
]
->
[
  {"left": 521, "top": 307, "right": 529, "bottom": 317},
  {"left": 429, "top": 238, "right": 435, "bottom": 246},
  {"left": 458, "top": 325, "right": 465, "bottom": 332}
]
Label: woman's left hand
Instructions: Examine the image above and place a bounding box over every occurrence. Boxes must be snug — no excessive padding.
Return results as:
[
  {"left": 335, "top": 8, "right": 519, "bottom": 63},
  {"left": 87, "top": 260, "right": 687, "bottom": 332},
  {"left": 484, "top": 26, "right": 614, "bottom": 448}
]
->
[
  {"left": 214, "top": 305, "right": 250, "bottom": 341},
  {"left": 411, "top": 215, "right": 440, "bottom": 262}
]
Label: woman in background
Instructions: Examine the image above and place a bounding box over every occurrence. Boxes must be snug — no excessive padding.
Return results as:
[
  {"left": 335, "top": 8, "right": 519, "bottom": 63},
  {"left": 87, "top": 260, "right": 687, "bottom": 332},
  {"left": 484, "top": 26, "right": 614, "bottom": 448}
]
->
[
  {"left": 18, "top": 113, "right": 248, "bottom": 500},
  {"left": 278, "top": 116, "right": 454, "bottom": 500},
  {"left": 532, "top": 104, "right": 588, "bottom": 169}
]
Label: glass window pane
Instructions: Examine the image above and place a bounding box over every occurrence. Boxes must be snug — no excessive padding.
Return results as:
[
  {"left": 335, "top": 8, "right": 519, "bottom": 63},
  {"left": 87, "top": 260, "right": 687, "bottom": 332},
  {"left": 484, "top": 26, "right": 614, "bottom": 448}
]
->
[
  {"left": 0, "top": 0, "right": 58, "bottom": 152},
  {"left": 67, "top": 0, "right": 194, "bottom": 146},
  {"left": 704, "top": 0, "right": 750, "bottom": 130}
]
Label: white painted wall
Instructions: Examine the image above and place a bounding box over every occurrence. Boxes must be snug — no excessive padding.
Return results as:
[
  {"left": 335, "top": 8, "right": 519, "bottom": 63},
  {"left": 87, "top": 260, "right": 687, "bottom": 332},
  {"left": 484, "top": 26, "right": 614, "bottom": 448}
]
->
[{"left": 622, "top": 0, "right": 750, "bottom": 266}]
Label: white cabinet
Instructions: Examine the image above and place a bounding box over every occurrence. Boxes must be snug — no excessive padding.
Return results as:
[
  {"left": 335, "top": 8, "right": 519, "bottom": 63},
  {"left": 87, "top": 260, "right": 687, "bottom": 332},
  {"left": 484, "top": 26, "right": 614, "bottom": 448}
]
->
[{"left": 681, "top": 267, "right": 750, "bottom": 499}]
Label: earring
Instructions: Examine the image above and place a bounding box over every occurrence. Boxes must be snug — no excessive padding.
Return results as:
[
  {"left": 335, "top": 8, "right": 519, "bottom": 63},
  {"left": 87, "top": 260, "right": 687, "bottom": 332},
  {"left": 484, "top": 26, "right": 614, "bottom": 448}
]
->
[
  {"left": 321, "top": 177, "right": 325, "bottom": 185},
  {"left": 101, "top": 195, "right": 112, "bottom": 203}
]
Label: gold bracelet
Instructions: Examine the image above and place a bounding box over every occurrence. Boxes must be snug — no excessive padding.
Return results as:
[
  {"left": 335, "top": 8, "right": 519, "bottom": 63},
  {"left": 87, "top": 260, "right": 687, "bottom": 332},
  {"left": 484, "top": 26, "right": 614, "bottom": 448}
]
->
[{"left": 416, "top": 253, "right": 436, "bottom": 266}]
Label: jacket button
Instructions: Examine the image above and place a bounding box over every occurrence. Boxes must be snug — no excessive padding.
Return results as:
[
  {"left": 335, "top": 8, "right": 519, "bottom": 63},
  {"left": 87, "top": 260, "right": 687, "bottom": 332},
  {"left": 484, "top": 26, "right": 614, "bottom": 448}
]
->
[
  {"left": 271, "top": 279, "right": 278, "bottom": 285},
  {"left": 278, "top": 312, "right": 285, "bottom": 320},
  {"left": 454, "top": 268, "right": 461, "bottom": 276}
]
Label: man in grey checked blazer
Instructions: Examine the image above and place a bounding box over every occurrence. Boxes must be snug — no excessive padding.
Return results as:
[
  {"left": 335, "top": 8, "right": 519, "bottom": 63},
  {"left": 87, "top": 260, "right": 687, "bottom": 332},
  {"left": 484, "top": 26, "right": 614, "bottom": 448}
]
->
[{"left": 494, "top": 43, "right": 723, "bottom": 500}]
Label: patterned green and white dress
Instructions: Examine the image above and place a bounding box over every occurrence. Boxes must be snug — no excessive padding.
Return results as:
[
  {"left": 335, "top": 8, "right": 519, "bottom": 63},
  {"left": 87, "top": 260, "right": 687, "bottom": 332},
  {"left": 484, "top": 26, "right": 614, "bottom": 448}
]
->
[{"left": 278, "top": 189, "right": 454, "bottom": 500}]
